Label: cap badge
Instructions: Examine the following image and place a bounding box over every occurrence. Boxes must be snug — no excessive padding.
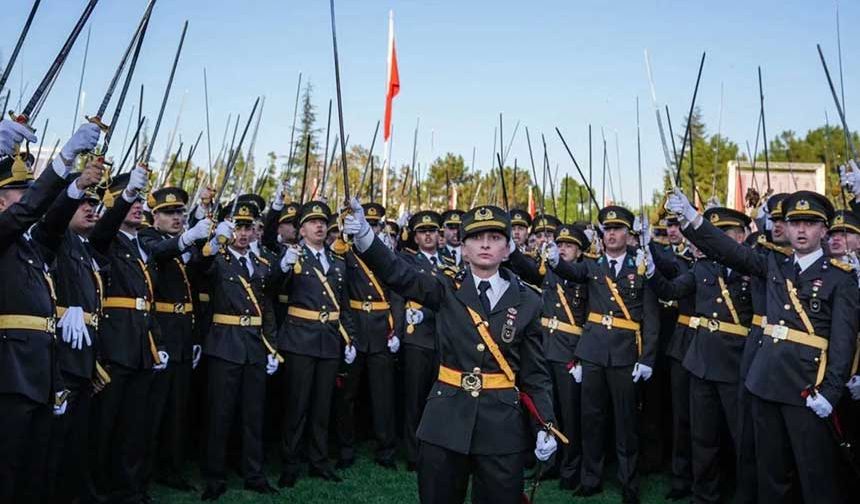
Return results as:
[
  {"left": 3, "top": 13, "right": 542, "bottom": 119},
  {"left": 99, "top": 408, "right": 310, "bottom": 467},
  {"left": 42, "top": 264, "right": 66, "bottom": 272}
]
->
[
  {"left": 607, "top": 210, "right": 617, "bottom": 220},
  {"left": 710, "top": 213, "right": 720, "bottom": 223},
  {"left": 795, "top": 200, "right": 810, "bottom": 211},
  {"left": 475, "top": 207, "right": 493, "bottom": 221},
  {"left": 165, "top": 194, "right": 177, "bottom": 203}
]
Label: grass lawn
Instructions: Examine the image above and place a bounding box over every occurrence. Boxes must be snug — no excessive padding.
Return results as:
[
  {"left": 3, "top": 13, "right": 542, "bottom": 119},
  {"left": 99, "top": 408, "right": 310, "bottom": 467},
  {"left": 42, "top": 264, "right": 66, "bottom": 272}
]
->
[{"left": 151, "top": 445, "right": 671, "bottom": 503}]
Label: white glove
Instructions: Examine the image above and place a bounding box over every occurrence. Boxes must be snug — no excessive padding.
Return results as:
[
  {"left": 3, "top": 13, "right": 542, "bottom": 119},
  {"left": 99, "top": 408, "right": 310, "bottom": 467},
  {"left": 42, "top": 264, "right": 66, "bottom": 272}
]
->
[
  {"left": 388, "top": 335, "right": 400, "bottom": 354},
  {"left": 154, "top": 350, "right": 169, "bottom": 371},
  {"left": 805, "top": 392, "right": 833, "bottom": 418},
  {"left": 344, "top": 198, "right": 373, "bottom": 252},
  {"left": 280, "top": 246, "right": 300, "bottom": 272},
  {"left": 214, "top": 220, "right": 234, "bottom": 241},
  {"left": 397, "top": 211, "right": 410, "bottom": 229},
  {"left": 545, "top": 241, "right": 560, "bottom": 268},
  {"left": 0, "top": 119, "right": 37, "bottom": 156},
  {"left": 266, "top": 354, "right": 279, "bottom": 375},
  {"left": 126, "top": 165, "right": 149, "bottom": 194},
  {"left": 58, "top": 306, "right": 89, "bottom": 350},
  {"left": 379, "top": 230, "right": 395, "bottom": 251},
  {"left": 271, "top": 181, "right": 287, "bottom": 211},
  {"left": 61, "top": 123, "right": 101, "bottom": 160},
  {"left": 640, "top": 218, "right": 651, "bottom": 247},
  {"left": 405, "top": 308, "right": 424, "bottom": 326},
  {"left": 666, "top": 189, "right": 698, "bottom": 224},
  {"left": 637, "top": 248, "right": 655, "bottom": 278},
  {"left": 847, "top": 375, "right": 860, "bottom": 401},
  {"left": 568, "top": 362, "right": 582, "bottom": 383},
  {"left": 839, "top": 161, "right": 860, "bottom": 196},
  {"left": 180, "top": 218, "right": 211, "bottom": 249},
  {"left": 534, "top": 430, "right": 558, "bottom": 462},
  {"left": 192, "top": 344, "right": 202, "bottom": 370},
  {"left": 344, "top": 344, "right": 357, "bottom": 364},
  {"left": 193, "top": 204, "right": 209, "bottom": 221},
  {"left": 53, "top": 391, "right": 68, "bottom": 417},
  {"left": 632, "top": 362, "right": 653, "bottom": 383}
]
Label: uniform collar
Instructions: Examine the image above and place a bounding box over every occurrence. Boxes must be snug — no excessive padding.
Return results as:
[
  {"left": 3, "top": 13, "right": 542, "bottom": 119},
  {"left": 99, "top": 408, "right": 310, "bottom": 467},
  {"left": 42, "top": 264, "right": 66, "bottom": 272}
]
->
[{"left": 794, "top": 248, "right": 823, "bottom": 274}]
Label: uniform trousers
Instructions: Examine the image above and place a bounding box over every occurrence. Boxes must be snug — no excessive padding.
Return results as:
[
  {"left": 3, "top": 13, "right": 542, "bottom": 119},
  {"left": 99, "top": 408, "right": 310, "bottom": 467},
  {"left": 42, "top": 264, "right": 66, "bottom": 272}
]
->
[
  {"left": 403, "top": 345, "right": 436, "bottom": 465},
  {"left": 417, "top": 442, "right": 525, "bottom": 504}
]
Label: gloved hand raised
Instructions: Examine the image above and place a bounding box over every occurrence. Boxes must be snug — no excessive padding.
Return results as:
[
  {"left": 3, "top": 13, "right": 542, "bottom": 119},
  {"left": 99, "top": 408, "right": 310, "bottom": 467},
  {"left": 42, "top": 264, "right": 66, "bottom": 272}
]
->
[
  {"left": 180, "top": 218, "right": 212, "bottom": 249},
  {"left": 61, "top": 123, "right": 101, "bottom": 161},
  {"left": 545, "top": 241, "right": 560, "bottom": 268},
  {"left": 280, "top": 245, "right": 301, "bottom": 272},
  {"left": 0, "top": 119, "right": 37, "bottom": 156},
  {"left": 124, "top": 165, "right": 149, "bottom": 199},
  {"left": 665, "top": 188, "right": 698, "bottom": 224},
  {"left": 343, "top": 197, "right": 373, "bottom": 252}
]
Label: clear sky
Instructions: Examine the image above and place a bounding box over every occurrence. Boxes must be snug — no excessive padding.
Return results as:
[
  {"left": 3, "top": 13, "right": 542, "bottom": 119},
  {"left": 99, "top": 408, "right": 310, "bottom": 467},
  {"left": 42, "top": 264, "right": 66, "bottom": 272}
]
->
[{"left": 3, "top": 0, "right": 857, "bottom": 206}]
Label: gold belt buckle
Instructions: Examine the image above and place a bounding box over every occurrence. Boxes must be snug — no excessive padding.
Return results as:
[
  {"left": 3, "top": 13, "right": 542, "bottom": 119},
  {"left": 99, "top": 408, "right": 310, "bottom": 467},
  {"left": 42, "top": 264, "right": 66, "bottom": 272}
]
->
[
  {"left": 771, "top": 325, "right": 788, "bottom": 341},
  {"left": 173, "top": 303, "right": 186, "bottom": 314},
  {"left": 46, "top": 318, "right": 57, "bottom": 334},
  {"left": 461, "top": 372, "right": 483, "bottom": 393},
  {"left": 689, "top": 316, "right": 701, "bottom": 329},
  {"left": 601, "top": 314, "right": 613, "bottom": 330},
  {"left": 548, "top": 317, "right": 559, "bottom": 332},
  {"left": 707, "top": 319, "right": 720, "bottom": 332},
  {"left": 319, "top": 310, "right": 330, "bottom": 323},
  {"left": 362, "top": 301, "right": 373, "bottom": 313},
  {"left": 239, "top": 315, "right": 251, "bottom": 327},
  {"left": 135, "top": 298, "right": 147, "bottom": 311}
]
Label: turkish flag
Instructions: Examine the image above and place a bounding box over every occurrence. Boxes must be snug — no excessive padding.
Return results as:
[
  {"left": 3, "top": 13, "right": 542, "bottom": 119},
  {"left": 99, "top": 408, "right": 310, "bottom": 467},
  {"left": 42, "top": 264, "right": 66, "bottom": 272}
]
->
[{"left": 383, "top": 11, "right": 400, "bottom": 142}]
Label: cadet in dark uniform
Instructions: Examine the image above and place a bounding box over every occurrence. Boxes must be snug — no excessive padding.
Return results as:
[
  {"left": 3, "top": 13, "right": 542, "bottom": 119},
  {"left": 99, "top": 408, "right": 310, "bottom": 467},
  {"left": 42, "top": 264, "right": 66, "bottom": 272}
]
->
[
  {"left": 345, "top": 200, "right": 558, "bottom": 504},
  {"left": 646, "top": 207, "right": 754, "bottom": 503},
  {"left": 545, "top": 206, "right": 659, "bottom": 504},
  {"left": 648, "top": 215, "right": 696, "bottom": 501},
  {"left": 88, "top": 165, "right": 169, "bottom": 503},
  {"left": 276, "top": 201, "right": 357, "bottom": 487},
  {"left": 510, "top": 209, "right": 532, "bottom": 250},
  {"left": 508, "top": 224, "right": 590, "bottom": 491},
  {"left": 400, "top": 210, "right": 445, "bottom": 472},
  {"left": 668, "top": 189, "right": 858, "bottom": 503},
  {"left": 139, "top": 187, "right": 211, "bottom": 491},
  {"left": 336, "top": 202, "right": 399, "bottom": 469},
  {"left": 199, "top": 196, "right": 280, "bottom": 500},
  {"left": 439, "top": 209, "right": 465, "bottom": 268},
  {"left": 0, "top": 121, "right": 100, "bottom": 503},
  {"left": 44, "top": 165, "right": 110, "bottom": 504}
]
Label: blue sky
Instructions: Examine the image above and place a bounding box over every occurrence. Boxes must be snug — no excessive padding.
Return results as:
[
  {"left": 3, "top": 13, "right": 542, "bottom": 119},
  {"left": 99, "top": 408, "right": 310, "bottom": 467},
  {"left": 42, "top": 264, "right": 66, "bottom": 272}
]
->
[{"left": 3, "top": 0, "right": 857, "bottom": 205}]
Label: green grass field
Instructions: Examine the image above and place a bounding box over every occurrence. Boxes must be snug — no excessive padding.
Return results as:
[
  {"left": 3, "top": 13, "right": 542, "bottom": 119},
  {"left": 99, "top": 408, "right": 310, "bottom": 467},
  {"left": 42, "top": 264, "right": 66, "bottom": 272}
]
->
[{"left": 151, "top": 446, "right": 671, "bottom": 503}]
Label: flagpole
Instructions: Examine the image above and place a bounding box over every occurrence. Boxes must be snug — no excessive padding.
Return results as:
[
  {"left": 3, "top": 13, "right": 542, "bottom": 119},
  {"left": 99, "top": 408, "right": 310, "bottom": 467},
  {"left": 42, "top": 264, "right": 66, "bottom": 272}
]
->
[{"left": 382, "top": 9, "right": 399, "bottom": 208}]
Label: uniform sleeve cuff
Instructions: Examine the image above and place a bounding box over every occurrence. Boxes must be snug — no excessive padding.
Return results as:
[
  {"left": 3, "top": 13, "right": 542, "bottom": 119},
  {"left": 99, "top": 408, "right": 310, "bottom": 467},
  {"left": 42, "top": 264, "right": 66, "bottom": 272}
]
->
[{"left": 66, "top": 180, "right": 85, "bottom": 200}]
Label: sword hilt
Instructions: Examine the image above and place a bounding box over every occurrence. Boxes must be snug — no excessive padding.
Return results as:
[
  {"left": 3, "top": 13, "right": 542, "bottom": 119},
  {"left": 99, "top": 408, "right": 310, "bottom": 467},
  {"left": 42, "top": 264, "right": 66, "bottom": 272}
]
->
[
  {"left": 8, "top": 110, "right": 34, "bottom": 132},
  {"left": 86, "top": 115, "right": 110, "bottom": 132}
]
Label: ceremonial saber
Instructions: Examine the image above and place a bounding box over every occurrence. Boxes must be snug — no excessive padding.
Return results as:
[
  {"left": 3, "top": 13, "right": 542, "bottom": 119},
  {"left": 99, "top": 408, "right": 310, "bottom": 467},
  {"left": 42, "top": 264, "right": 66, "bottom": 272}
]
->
[
  {"left": 70, "top": 26, "right": 91, "bottom": 136},
  {"left": 0, "top": 0, "right": 41, "bottom": 94},
  {"left": 824, "top": 111, "right": 849, "bottom": 208},
  {"left": 320, "top": 99, "right": 332, "bottom": 199},
  {"left": 817, "top": 44, "right": 858, "bottom": 160},
  {"left": 636, "top": 97, "right": 645, "bottom": 241},
  {"left": 143, "top": 20, "right": 188, "bottom": 167},
  {"left": 525, "top": 127, "right": 544, "bottom": 215},
  {"left": 286, "top": 72, "right": 302, "bottom": 176},
  {"left": 758, "top": 67, "right": 771, "bottom": 191},
  {"left": 643, "top": 49, "right": 676, "bottom": 183},
  {"left": 356, "top": 120, "right": 381, "bottom": 197},
  {"left": 497, "top": 153, "right": 509, "bottom": 211},
  {"left": 675, "top": 52, "right": 706, "bottom": 187},
  {"left": 556, "top": 127, "right": 601, "bottom": 211},
  {"left": 204, "top": 68, "right": 213, "bottom": 178}
]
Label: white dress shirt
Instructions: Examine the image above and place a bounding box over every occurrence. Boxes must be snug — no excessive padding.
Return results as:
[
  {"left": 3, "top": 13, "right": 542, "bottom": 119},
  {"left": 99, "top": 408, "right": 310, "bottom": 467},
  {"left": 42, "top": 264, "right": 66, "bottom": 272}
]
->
[
  {"left": 794, "top": 248, "right": 824, "bottom": 274},
  {"left": 446, "top": 244, "right": 462, "bottom": 264},
  {"left": 119, "top": 230, "right": 148, "bottom": 262},
  {"left": 229, "top": 246, "right": 254, "bottom": 276},
  {"left": 420, "top": 250, "right": 441, "bottom": 266},
  {"left": 306, "top": 243, "right": 330, "bottom": 273},
  {"left": 472, "top": 271, "right": 510, "bottom": 310},
  {"left": 605, "top": 252, "right": 627, "bottom": 277}
]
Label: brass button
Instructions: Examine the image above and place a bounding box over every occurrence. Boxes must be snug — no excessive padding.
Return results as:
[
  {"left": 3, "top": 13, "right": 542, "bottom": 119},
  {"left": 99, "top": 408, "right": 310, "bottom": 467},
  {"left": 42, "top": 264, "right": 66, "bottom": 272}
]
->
[
  {"left": 473, "top": 367, "right": 481, "bottom": 374},
  {"left": 477, "top": 343, "right": 486, "bottom": 352}
]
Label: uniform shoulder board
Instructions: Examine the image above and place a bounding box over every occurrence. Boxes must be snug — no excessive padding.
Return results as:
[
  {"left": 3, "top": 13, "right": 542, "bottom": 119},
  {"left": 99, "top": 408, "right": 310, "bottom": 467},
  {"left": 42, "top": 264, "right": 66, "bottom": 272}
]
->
[
  {"left": 257, "top": 256, "right": 270, "bottom": 266},
  {"left": 583, "top": 251, "right": 600, "bottom": 260},
  {"left": 332, "top": 253, "right": 344, "bottom": 261},
  {"left": 756, "top": 234, "right": 792, "bottom": 256},
  {"left": 829, "top": 258, "right": 854, "bottom": 272},
  {"left": 519, "top": 279, "right": 542, "bottom": 294}
]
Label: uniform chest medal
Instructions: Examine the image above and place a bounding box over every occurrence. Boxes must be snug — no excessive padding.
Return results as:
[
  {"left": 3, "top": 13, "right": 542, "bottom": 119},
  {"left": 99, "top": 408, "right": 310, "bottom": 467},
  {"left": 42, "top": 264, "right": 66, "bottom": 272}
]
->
[
  {"left": 810, "top": 279, "right": 823, "bottom": 312},
  {"left": 502, "top": 307, "right": 517, "bottom": 343}
]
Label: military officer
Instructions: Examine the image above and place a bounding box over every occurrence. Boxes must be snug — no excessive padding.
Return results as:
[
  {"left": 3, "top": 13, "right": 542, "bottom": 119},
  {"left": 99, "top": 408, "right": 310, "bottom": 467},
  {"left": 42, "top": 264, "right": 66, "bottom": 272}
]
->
[
  {"left": 276, "top": 201, "right": 357, "bottom": 487},
  {"left": 139, "top": 186, "right": 211, "bottom": 492},
  {"left": 510, "top": 208, "right": 532, "bottom": 250},
  {"left": 199, "top": 196, "right": 280, "bottom": 500},
  {"left": 344, "top": 200, "right": 558, "bottom": 504},
  {"left": 88, "top": 165, "right": 169, "bottom": 503},
  {"left": 335, "top": 201, "right": 399, "bottom": 469},
  {"left": 439, "top": 209, "right": 465, "bottom": 268},
  {"left": 645, "top": 207, "right": 754, "bottom": 503},
  {"left": 0, "top": 120, "right": 100, "bottom": 503},
  {"left": 545, "top": 205, "right": 659, "bottom": 504},
  {"left": 400, "top": 210, "right": 446, "bottom": 472},
  {"left": 508, "top": 223, "right": 590, "bottom": 491},
  {"left": 667, "top": 189, "right": 858, "bottom": 503}
]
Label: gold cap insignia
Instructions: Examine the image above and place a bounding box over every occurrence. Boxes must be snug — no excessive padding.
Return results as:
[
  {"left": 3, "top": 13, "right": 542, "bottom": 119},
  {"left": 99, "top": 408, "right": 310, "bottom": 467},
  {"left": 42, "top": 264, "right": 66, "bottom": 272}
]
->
[
  {"left": 422, "top": 215, "right": 432, "bottom": 223},
  {"left": 835, "top": 214, "right": 845, "bottom": 225},
  {"left": 607, "top": 210, "right": 617, "bottom": 220},
  {"left": 475, "top": 207, "right": 493, "bottom": 221},
  {"left": 165, "top": 194, "right": 177, "bottom": 203},
  {"left": 238, "top": 206, "right": 251, "bottom": 216},
  {"left": 795, "top": 200, "right": 810, "bottom": 211},
  {"left": 367, "top": 207, "right": 378, "bottom": 216},
  {"left": 313, "top": 205, "right": 322, "bottom": 213},
  {"left": 559, "top": 228, "right": 570, "bottom": 237},
  {"left": 286, "top": 207, "right": 297, "bottom": 216},
  {"left": 710, "top": 213, "right": 720, "bottom": 223}
]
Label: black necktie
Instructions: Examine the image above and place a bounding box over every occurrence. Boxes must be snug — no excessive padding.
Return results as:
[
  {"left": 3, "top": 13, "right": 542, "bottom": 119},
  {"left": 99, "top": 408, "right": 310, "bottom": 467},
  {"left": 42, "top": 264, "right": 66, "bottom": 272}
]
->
[
  {"left": 609, "top": 259, "right": 618, "bottom": 278},
  {"left": 316, "top": 252, "right": 326, "bottom": 273},
  {"left": 430, "top": 256, "right": 438, "bottom": 267},
  {"left": 129, "top": 237, "right": 142, "bottom": 259},
  {"left": 478, "top": 280, "right": 492, "bottom": 314},
  {"left": 794, "top": 261, "right": 802, "bottom": 279},
  {"left": 239, "top": 256, "right": 251, "bottom": 278},
  {"left": 451, "top": 250, "right": 457, "bottom": 264}
]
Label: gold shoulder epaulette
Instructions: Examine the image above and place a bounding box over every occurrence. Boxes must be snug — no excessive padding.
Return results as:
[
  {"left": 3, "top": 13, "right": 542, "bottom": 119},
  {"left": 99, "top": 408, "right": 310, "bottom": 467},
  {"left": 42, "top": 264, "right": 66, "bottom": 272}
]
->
[
  {"left": 257, "top": 256, "right": 270, "bottom": 266},
  {"left": 756, "top": 234, "right": 792, "bottom": 256},
  {"left": 520, "top": 280, "right": 542, "bottom": 294},
  {"left": 584, "top": 251, "right": 600, "bottom": 260},
  {"left": 830, "top": 258, "right": 854, "bottom": 272}
]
